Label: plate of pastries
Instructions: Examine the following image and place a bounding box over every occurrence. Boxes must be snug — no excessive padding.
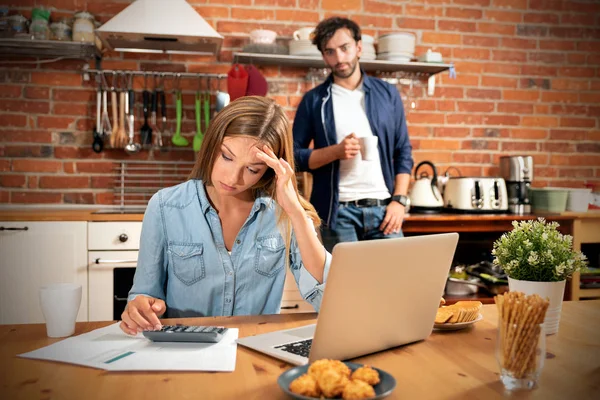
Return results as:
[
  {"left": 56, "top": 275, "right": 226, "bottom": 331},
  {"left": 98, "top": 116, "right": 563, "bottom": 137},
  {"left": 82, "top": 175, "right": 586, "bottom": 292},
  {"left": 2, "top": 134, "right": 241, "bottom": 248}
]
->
[
  {"left": 278, "top": 358, "right": 396, "bottom": 399},
  {"left": 434, "top": 298, "right": 483, "bottom": 330}
]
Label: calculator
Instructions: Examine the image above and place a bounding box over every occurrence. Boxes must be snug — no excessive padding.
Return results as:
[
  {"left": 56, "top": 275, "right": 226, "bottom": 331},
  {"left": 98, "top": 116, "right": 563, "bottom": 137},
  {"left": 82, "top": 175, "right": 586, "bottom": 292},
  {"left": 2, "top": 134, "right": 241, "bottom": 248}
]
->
[{"left": 142, "top": 325, "right": 229, "bottom": 343}]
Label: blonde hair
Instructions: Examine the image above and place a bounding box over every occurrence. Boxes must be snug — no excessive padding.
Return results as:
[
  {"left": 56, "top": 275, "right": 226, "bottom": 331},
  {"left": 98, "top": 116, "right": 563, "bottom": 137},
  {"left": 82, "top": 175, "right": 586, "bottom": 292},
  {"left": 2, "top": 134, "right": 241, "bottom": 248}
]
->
[{"left": 188, "top": 96, "right": 320, "bottom": 257}]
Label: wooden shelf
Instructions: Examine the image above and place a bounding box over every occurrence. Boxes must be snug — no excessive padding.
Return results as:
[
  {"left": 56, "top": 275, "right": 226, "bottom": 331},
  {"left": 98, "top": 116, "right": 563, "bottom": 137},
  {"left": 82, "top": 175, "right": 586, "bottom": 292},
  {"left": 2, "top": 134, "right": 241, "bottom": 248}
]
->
[
  {"left": 233, "top": 52, "right": 452, "bottom": 75},
  {"left": 0, "top": 38, "right": 100, "bottom": 60}
]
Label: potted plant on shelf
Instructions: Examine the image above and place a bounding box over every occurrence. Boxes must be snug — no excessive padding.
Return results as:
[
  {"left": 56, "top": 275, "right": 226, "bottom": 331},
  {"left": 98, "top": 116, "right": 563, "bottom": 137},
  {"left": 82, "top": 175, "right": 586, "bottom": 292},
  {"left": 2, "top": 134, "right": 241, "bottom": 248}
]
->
[{"left": 492, "top": 218, "right": 587, "bottom": 335}]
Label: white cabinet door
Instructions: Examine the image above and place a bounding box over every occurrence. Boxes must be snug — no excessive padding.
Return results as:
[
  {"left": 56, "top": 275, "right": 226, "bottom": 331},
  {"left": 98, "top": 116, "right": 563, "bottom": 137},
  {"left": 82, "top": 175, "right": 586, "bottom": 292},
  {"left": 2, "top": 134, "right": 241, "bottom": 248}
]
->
[{"left": 0, "top": 221, "right": 88, "bottom": 324}]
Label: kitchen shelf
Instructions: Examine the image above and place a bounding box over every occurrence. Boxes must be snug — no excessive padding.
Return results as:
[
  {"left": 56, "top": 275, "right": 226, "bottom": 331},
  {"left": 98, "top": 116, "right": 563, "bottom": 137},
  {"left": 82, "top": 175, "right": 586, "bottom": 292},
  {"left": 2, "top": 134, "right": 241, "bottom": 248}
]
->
[
  {"left": 0, "top": 38, "right": 101, "bottom": 60},
  {"left": 233, "top": 52, "right": 452, "bottom": 75}
]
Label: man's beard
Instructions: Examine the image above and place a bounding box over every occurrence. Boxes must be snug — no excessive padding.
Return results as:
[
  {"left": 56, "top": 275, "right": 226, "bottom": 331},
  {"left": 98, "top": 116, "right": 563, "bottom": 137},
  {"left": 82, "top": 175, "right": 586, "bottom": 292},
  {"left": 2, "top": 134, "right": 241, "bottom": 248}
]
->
[{"left": 331, "top": 57, "right": 359, "bottom": 79}]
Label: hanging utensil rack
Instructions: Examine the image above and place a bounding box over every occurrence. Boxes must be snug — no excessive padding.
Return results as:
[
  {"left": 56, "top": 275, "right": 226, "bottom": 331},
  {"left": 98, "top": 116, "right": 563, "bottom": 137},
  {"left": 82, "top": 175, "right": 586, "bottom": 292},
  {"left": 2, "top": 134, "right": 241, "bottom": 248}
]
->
[{"left": 82, "top": 68, "right": 227, "bottom": 85}]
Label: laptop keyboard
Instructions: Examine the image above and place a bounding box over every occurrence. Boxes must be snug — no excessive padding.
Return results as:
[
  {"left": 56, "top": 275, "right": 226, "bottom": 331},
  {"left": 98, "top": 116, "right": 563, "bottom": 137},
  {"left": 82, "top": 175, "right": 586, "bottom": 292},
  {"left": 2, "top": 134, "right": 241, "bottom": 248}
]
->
[{"left": 274, "top": 339, "right": 313, "bottom": 358}]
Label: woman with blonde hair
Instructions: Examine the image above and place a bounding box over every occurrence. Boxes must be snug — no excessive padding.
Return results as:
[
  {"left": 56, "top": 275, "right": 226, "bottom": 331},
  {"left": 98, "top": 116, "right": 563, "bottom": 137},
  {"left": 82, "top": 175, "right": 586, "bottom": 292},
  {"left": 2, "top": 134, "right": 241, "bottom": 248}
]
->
[{"left": 120, "top": 96, "right": 331, "bottom": 335}]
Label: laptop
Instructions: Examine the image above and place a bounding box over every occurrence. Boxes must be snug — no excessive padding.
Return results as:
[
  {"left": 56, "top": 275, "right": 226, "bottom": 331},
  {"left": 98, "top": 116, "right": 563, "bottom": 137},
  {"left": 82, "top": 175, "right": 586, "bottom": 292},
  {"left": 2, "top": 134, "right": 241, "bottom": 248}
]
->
[{"left": 237, "top": 232, "right": 459, "bottom": 365}]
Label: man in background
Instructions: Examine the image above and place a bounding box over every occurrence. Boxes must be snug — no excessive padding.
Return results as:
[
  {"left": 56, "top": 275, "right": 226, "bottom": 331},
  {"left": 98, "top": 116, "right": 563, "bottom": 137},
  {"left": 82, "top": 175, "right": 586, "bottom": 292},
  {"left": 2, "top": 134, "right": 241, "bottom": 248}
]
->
[{"left": 293, "top": 16, "right": 414, "bottom": 252}]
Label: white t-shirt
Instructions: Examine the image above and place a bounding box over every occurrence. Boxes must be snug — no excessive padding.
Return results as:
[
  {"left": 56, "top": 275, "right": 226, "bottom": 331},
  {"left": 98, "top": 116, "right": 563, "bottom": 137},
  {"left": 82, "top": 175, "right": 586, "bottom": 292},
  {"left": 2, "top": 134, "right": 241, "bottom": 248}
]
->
[{"left": 331, "top": 83, "right": 390, "bottom": 202}]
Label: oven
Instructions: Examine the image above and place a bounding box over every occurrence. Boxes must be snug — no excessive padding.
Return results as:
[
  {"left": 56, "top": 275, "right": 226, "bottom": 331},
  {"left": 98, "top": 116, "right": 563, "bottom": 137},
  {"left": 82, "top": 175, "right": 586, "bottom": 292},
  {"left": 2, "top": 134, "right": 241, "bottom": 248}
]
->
[{"left": 88, "top": 222, "right": 142, "bottom": 321}]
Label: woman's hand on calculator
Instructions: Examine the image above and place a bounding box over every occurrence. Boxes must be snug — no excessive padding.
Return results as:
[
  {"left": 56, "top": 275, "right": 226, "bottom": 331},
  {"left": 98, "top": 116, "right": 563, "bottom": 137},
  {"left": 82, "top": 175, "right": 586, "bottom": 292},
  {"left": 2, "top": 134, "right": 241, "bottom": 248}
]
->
[{"left": 120, "top": 296, "right": 166, "bottom": 335}]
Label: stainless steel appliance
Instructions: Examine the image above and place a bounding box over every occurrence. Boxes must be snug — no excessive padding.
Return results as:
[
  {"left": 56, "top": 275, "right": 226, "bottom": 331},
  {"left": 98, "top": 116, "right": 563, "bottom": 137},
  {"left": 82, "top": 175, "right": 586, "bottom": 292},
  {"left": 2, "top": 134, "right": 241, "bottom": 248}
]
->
[
  {"left": 409, "top": 161, "right": 444, "bottom": 213},
  {"left": 443, "top": 177, "right": 508, "bottom": 213},
  {"left": 499, "top": 156, "right": 533, "bottom": 214}
]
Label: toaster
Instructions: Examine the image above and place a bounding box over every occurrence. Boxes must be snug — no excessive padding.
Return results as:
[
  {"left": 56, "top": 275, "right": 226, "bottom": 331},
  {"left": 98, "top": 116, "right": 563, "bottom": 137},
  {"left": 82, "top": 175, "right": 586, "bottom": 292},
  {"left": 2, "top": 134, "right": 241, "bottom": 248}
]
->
[{"left": 443, "top": 177, "right": 508, "bottom": 213}]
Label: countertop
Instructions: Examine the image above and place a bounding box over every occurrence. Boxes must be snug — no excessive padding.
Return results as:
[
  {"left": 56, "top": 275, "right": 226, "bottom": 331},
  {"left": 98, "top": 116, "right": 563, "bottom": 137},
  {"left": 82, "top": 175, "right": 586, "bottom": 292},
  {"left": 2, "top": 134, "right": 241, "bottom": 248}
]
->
[
  {"left": 0, "top": 301, "right": 598, "bottom": 399},
  {"left": 0, "top": 207, "right": 598, "bottom": 222}
]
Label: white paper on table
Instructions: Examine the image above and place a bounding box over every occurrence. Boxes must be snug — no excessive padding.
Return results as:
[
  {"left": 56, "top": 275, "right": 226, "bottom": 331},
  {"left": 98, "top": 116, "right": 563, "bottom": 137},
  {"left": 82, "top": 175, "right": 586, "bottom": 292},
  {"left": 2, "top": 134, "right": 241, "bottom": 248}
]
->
[{"left": 18, "top": 323, "right": 238, "bottom": 372}]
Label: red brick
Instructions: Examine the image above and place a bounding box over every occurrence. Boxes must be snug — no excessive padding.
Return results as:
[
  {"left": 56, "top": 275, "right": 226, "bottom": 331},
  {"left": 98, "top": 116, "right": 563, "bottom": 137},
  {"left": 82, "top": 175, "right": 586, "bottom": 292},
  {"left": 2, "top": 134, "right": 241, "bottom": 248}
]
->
[
  {"left": 0, "top": 100, "right": 49, "bottom": 114},
  {"left": 396, "top": 18, "right": 435, "bottom": 30},
  {"left": 498, "top": 103, "right": 534, "bottom": 114},
  {"left": 492, "top": 0, "right": 528, "bottom": 9},
  {"left": 12, "top": 160, "right": 61, "bottom": 173},
  {"left": 364, "top": 0, "right": 404, "bottom": 14},
  {"left": 561, "top": 14, "right": 597, "bottom": 26},
  {"left": 493, "top": 50, "right": 527, "bottom": 62},
  {"left": 405, "top": 5, "right": 443, "bottom": 18},
  {"left": 54, "top": 147, "right": 101, "bottom": 159},
  {"left": 522, "top": 116, "right": 560, "bottom": 127},
  {"left": 523, "top": 12, "right": 559, "bottom": 24},
  {"left": 502, "top": 141, "right": 538, "bottom": 151},
  {"left": 481, "top": 76, "right": 519, "bottom": 88},
  {"left": 529, "top": 52, "right": 566, "bottom": 64},
  {"left": 463, "top": 35, "right": 499, "bottom": 47},
  {"left": 0, "top": 130, "right": 52, "bottom": 143},
  {"left": 436, "top": 100, "right": 456, "bottom": 111},
  {"left": 535, "top": 105, "right": 550, "bottom": 114},
  {"left": 577, "top": 41, "right": 600, "bottom": 52},
  {"left": 478, "top": 23, "right": 515, "bottom": 35},
  {"left": 453, "top": 48, "right": 491, "bottom": 60},
  {"left": 483, "top": 63, "right": 521, "bottom": 75},
  {"left": 418, "top": 138, "right": 461, "bottom": 150},
  {"left": 39, "top": 176, "right": 89, "bottom": 189},
  {"left": 350, "top": 15, "right": 393, "bottom": 28},
  {"left": 276, "top": 9, "right": 319, "bottom": 22},
  {"left": 588, "top": 130, "right": 600, "bottom": 141},
  {"left": 541, "top": 92, "right": 579, "bottom": 103},
  {"left": 511, "top": 128, "right": 548, "bottom": 139},
  {"left": 539, "top": 40, "right": 576, "bottom": 51},
  {"left": 64, "top": 193, "right": 95, "bottom": 204},
  {"left": 90, "top": 176, "right": 113, "bottom": 189},
  {"left": 52, "top": 88, "right": 95, "bottom": 102},
  {"left": 11, "top": 192, "right": 62, "bottom": 204},
  {"left": 580, "top": 93, "right": 600, "bottom": 103},
  {"left": 560, "top": 117, "right": 596, "bottom": 128},
  {"left": 483, "top": 115, "right": 521, "bottom": 125},
  {"left": 460, "top": 140, "right": 499, "bottom": 150},
  {"left": 457, "top": 101, "right": 495, "bottom": 112},
  {"left": 95, "top": 192, "right": 115, "bottom": 205},
  {"left": 466, "top": 89, "right": 502, "bottom": 100},
  {"left": 422, "top": 32, "right": 461, "bottom": 45},
  {"left": 501, "top": 38, "right": 537, "bottom": 50},
  {"left": 446, "top": 114, "right": 483, "bottom": 124},
  {"left": 549, "top": 27, "right": 596, "bottom": 39},
  {"left": 0, "top": 85, "right": 22, "bottom": 98},
  {"left": 551, "top": 105, "right": 587, "bottom": 115},
  {"left": 521, "top": 65, "right": 558, "bottom": 76},
  {"left": 440, "top": 74, "right": 479, "bottom": 86},
  {"left": 587, "top": 54, "right": 600, "bottom": 65},
  {"left": 559, "top": 67, "right": 596, "bottom": 78},
  {"left": 0, "top": 114, "right": 27, "bottom": 127},
  {"left": 231, "top": 8, "right": 274, "bottom": 20},
  {"left": 436, "top": 87, "right": 464, "bottom": 98},
  {"left": 484, "top": 10, "right": 522, "bottom": 23},
  {"left": 86, "top": 2, "right": 129, "bottom": 16},
  {"left": 454, "top": 0, "right": 491, "bottom": 5},
  {"left": 433, "top": 127, "right": 470, "bottom": 137},
  {"left": 0, "top": 160, "right": 10, "bottom": 172},
  {"left": 406, "top": 113, "right": 445, "bottom": 124},
  {"left": 412, "top": 152, "right": 453, "bottom": 165},
  {"left": 24, "top": 87, "right": 49, "bottom": 100},
  {"left": 37, "top": 116, "right": 76, "bottom": 130},
  {"left": 322, "top": 0, "right": 361, "bottom": 11},
  {"left": 471, "top": 128, "right": 509, "bottom": 138},
  {"left": 63, "top": 162, "right": 75, "bottom": 174},
  {"left": 452, "top": 153, "right": 491, "bottom": 163},
  {"left": 76, "top": 162, "right": 115, "bottom": 174},
  {"left": 550, "top": 129, "right": 588, "bottom": 140},
  {"left": 52, "top": 102, "right": 90, "bottom": 116},
  {"left": 438, "top": 20, "right": 476, "bottom": 32},
  {"left": 27, "top": 176, "right": 38, "bottom": 188},
  {"left": 445, "top": 7, "right": 483, "bottom": 19},
  {"left": 30, "top": 72, "right": 81, "bottom": 87},
  {"left": 0, "top": 175, "right": 26, "bottom": 188},
  {"left": 567, "top": 53, "right": 587, "bottom": 65}
]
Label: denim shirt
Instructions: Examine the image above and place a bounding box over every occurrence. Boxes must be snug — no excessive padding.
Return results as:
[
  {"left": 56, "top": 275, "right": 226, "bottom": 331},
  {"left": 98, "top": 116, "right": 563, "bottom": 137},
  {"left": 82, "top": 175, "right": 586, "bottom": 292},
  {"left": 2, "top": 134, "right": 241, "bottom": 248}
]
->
[{"left": 128, "top": 180, "right": 332, "bottom": 318}]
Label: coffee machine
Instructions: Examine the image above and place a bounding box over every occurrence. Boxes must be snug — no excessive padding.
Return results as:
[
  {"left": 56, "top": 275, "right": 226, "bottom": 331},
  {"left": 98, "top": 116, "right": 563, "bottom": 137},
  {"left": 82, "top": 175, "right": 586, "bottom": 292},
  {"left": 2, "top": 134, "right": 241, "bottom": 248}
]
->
[{"left": 499, "top": 156, "right": 533, "bottom": 214}]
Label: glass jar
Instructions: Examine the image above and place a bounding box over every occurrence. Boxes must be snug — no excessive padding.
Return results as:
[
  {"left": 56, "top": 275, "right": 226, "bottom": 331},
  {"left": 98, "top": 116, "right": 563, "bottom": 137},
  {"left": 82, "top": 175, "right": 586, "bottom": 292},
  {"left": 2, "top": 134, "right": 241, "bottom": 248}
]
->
[
  {"left": 72, "top": 11, "right": 95, "bottom": 43},
  {"left": 8, "top": 14, "right": 28, "bottom": 35},
  {"left": 50, "top": 22, "right": 71, "bottom": 41}
]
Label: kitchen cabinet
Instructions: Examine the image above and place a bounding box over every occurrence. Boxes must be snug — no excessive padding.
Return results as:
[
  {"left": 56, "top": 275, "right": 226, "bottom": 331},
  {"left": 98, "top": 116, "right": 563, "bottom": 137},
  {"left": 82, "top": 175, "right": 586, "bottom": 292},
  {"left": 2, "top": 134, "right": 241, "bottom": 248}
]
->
[
  {"left": 0, "top": 221, "right": 88, "bottom": 324},
  {"left": 570, "top": 214, "right": 600, "bottom": 301}
]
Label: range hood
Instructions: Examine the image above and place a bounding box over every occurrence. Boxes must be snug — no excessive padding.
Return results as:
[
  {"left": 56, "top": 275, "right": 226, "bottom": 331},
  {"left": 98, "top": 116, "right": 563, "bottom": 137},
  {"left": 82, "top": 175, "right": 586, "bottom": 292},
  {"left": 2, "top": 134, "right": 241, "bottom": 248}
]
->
[{"left": 96, "top": 0, "right": 223, "bottom": 55}]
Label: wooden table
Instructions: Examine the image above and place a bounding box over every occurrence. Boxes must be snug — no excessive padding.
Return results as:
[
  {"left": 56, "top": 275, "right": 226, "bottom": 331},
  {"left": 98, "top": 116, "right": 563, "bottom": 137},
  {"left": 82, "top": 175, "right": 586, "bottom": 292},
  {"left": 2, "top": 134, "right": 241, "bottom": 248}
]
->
[{"left": 1, "top": 302, "right": 599, "bottom": 399}]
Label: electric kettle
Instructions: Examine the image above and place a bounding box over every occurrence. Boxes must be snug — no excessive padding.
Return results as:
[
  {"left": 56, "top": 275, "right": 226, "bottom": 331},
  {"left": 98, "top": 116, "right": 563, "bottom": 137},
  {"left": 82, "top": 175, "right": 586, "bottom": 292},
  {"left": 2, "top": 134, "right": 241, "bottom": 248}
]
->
[{"left": 409, "top": 161, "right": 444, "bottom": 213}]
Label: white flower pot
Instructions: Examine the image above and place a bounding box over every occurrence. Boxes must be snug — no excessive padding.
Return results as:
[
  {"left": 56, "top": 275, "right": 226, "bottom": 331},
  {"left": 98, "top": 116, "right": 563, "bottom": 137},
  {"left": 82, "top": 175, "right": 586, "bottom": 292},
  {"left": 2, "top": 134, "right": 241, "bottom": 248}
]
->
[{"left": 507, "top": 278, "right": 566, "bottom": 335}]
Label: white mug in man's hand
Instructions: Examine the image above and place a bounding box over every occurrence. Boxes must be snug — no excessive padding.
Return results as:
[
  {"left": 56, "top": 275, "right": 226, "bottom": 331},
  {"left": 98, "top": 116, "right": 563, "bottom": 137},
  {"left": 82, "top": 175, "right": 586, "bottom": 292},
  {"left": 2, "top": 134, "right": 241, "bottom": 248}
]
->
[{"left": 359, "top": 136, "right": 378, "bottom": 161}]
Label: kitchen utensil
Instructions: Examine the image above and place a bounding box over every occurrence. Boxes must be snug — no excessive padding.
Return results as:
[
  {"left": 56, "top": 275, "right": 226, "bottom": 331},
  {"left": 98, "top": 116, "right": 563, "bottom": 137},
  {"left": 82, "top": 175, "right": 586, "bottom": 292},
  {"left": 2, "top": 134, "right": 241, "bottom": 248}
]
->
[
  {"left": 499, "top": 155, "right": 533, "bottom": 214},
  {"left": 114, "top": 91, "right": 128, "bottom": 149},
  {"left": 227, "top": 64, "right": 248, "bottom": 101},
  {"left": 437, "top": 166, "right": 462, "bottom": 196},
  {"left": 443, "top": 177, "right": 508, "bottom": 213},
  {"left": 171, "top": 91, "right": 188, "bottom": 146},
  {"left": 192, "top": 92, "right": 203, "bottom": 152},
  {"left": 465, "top": 261, "right": 509, "bottom": 295},
  {"left": 150, "top": 89, "right": 161, "bottom": 149},
  {"left": 92, "top": 88, "right": 103, "bottom": 153},
  {"left": 140, "top": 89, "right": 153, "bottom": 148},
  {"left": 203, "top": 90, "right": 210, "bottom": 132},
  {"left": 159, "top": 90, "right": 169, "bottom": 150},
  {"left": 409, "top": 161, "right": 443, "bottom": 213},
  {"left": 125, "top": 89, "right": 141, "bottom": 154},
  {"left": 215, "top": 77, "right": 230, "bottom": 113},
  {"left": 245, "top": 65, "right": 268, "bottom": 96},
  {"left": 109, "top": 88, "right": 120, "bottom": 148},
  {"left": 100, "top": 89, "right": 112, "bottom": 140}
]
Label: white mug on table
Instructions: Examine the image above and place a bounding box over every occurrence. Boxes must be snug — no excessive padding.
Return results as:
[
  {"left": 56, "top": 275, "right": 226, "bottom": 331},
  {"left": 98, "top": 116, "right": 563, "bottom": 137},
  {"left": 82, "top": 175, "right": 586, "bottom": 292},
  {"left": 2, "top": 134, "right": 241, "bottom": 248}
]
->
[{"left": 39, "top": 283, "right": 82, "bottom": 338}]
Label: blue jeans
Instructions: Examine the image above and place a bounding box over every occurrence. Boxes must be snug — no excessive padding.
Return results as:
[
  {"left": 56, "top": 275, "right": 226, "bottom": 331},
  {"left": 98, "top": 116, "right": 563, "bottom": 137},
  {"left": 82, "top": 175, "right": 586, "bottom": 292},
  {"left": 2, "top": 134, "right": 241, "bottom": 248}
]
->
[{"left": 321, "top": 204, "right": 404, "bottom": 253}]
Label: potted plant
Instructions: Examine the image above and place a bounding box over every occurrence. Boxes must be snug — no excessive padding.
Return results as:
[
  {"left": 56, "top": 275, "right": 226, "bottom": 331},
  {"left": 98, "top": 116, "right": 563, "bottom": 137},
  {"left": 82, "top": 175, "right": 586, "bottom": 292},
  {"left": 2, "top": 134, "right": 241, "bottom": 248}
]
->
[{"left": 492, "top": 218, "right": 587, "bottom": 335}]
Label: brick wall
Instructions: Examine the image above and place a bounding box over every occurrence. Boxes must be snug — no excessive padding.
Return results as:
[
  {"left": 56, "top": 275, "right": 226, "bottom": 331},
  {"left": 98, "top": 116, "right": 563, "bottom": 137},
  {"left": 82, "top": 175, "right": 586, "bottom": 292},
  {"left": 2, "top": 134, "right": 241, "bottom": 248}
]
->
[{"left": 0, "top": 0, "right": 599, "bottom": 205}]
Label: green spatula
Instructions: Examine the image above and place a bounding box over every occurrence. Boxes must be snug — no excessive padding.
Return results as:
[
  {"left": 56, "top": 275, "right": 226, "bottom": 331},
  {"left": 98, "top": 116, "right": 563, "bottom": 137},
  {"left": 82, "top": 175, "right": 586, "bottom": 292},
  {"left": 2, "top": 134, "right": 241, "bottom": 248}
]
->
[
  {"left": 193, "top": 92, "right": 203, "bottom": 152},
  {"left": 171, "top": 91, "right": 188, "bottom": 147}
]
